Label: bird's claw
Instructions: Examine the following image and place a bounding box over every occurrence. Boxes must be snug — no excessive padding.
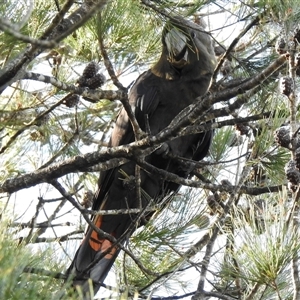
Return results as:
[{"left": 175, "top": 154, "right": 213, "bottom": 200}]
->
[{"left": 155, "top": 143, "right": 170, "bottom": 157}]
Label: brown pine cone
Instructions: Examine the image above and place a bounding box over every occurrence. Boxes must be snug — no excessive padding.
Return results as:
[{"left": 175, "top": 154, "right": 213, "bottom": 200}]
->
[
  {"left": 235, "top": 123, "right": 249, "bottom": 136},
  {"left": 77, "top": 76, "right": 88, "bottom": 87},
  {"left": 64, "top": 93, "right": 80, "bottom": 108},
  {"left": 274, "top": 126, "right": 290, "bottom": 148},
  {"left": 82, "top": 61, "right": 99, "bottom": 79},
  {"left": 86, "top": 73, "right": 106, "bottom": 89},
  {"left": 285, "top": 160, "right": 300, "bottom": 185},
  {"left": 279, "top": 77, "right": 293, "bottom": 96}
]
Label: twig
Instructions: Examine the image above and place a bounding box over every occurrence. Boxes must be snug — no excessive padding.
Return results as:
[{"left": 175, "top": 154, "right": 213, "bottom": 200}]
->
[
  {"left": 99, "top": 32, "right": 146, "bottom": 141},
  {"left": 0, "top": 18, "right": 57, "bottom": 47},
  {"left": 38, "top": 128, "right": 79, "bottom": 170},
  {"left": 166, "top": 55, "right": 287, "bottom": 140},
  {"left": 50, "top": 179, "right": 159, "bottom": 278},
  {"left": 98, "top": 32, "right": 125, "bottom": 90},
  {"left": 51, "top": 0, "right": 108, "bottom": 44},
  {"left": 192, "top": 162, "right": 252, "bottom": 299},
  {"left": 23, "top": 197, "right": 45, "bottom": 244},
  {"left": 11, "top": 221, "right": 72, "bottom": 229},
  {"left": 23, "top": 266, "right": 67, "bottom": 280},
  {"left": 245, "top": 282, "right": 260, "bottom": 300},
  {"left": 0, "top": 96, "right": 66, "bottom": 154},
  {"left": 23, "top": 71, "right": 126, "bottom": 102},
  {"left": 292, "top": 209, "right": 300, "bottom": 300},
  {"left": 19, "top": 230, "right": 83, "bottom": 244},
  {"left": 40, "top": 0, "right": 75, "bottom": 40},
  {"left": 212, "top": 14, "right": 262, "bottom": 82}
]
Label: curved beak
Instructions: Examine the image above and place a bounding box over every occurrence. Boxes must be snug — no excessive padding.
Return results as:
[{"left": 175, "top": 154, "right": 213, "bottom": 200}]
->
[{"left": 165, "top": 28, "right": 188, "bottom": 66}]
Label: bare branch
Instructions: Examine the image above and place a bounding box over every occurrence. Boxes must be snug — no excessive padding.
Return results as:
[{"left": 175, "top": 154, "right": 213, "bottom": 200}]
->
[{"left": 23, "top": 71, "right": 126, "bottom": 101}]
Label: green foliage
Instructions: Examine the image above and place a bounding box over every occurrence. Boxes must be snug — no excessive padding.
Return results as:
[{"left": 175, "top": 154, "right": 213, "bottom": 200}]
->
[
  {"left": 217, "top": 190, "right": 300, "bottom": 299},
  {"left": 2, "top": 0, "right": 300, "bottom": 299},
  {"left": 0, "top": 220, "right": 68, "bottom": 300}
]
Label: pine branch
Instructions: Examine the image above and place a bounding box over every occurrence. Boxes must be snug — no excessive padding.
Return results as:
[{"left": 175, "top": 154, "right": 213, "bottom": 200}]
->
[
  {"left": 22, "top": 266, "right": 67, "bottom": 280},
  {"left": 23, "top": 71, "right": 126, "bottom": 101},
  {"left": 99, "top": 30, "right": 146, "bottom": 141},
  {"left": 0, "top": 97, "right": 66, "bottom": 154},
  {"left": 0, "top": 0, "right": 108, "bottom": 93},
  {"left": 50, "top": 179, "right": 160, "bottom": 278},
  {"left": 19, "top": 230, "right": 84, "bottom": 244},
  {"left": 212, "top": 14, "right": 262, "bottom": 81},
  {"left": 167, "top": 55, "right": 287, "bottom": 139},
  {"left": 0, "top": 51, "right": 287, "bottom": 192},
  {"left": 0, "top": 18, "right": 57, "bottom": 47},
  {"left": 11, "top": 221, "right": 72, "bottom": 229}
]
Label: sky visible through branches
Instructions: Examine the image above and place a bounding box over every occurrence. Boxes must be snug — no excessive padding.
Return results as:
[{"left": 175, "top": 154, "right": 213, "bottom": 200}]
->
[{"left": 1, "top": 0, "right": 300, "bottom": 299}]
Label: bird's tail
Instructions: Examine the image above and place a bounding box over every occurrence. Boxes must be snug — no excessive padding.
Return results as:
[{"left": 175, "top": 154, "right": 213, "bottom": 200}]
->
[{"left": 66, "top": 214, "right": 121, "bottom": 298}]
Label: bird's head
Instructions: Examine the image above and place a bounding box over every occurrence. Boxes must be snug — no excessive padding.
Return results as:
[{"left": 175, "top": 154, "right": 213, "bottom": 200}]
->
[
  {"left": 163, "top": 24, "right": 190, "bottom": 68},
  {"left": 152, "top": 17, "right": 216, "bottom": 80}
]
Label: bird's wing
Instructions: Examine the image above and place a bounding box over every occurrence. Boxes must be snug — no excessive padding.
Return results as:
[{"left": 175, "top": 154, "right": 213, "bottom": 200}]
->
[
  {"left": 66, "top": 71, "right": 162, "bottom": 295},
  {"left": 192, "top": 127, "right": 213, "bottom": 162},
  {"left": 66, "top": 17, "right": 216, "bottom": 297},
  {"left": 93, "top": 70, "right": 160, "bottom": 212}
]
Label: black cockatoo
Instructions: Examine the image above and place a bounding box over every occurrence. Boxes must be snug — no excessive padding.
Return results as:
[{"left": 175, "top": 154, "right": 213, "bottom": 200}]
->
[{"left": 66, "top": 17, "right": 216, "bottom": 297}]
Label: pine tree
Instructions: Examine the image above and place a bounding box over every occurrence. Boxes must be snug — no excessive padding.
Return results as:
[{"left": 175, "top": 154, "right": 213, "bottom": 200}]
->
[{"left": 1, "top": 0, "right": 300, "bottom": 299}]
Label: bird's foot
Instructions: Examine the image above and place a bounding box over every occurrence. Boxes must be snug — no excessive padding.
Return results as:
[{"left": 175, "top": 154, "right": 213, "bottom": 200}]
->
[{"left": 155, "top": 143, "right": 170, "bottom": 158}]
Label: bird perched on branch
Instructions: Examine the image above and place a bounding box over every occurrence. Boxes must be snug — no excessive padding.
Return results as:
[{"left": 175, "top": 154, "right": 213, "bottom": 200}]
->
[{"left": 66, "top": 17, "right": 216, "bottom": 297}]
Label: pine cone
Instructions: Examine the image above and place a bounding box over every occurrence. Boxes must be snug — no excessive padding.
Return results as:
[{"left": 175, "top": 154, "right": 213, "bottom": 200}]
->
[
  {"left": 77, "top": 76, "right": 88, "bottom": 87},
  {"left": 285, "top": 160, "right": 300, "bottom": 185},
  {"left": 279, "top": 77, "right": 293, "bottom": 96},
  {"left": 274, "top": 126, "right": 290, "bottom": 148},
  {"left": 82, "top": 61, "right": 99, "bottom": 79},
  {"left": 35, "top": 111, "right": 50, "bottom": 126},
  {"left": 235, "top": 123, "right": 249, "bottom": 136},
  {"left": 64, "top": 94, "right": 80, "bottom": 108},
  {"left": 276, "top": 38, "right": 286, "bottom": 54},
  {"left": 86, "top": 73, "right": 106, "bottom": 89}
]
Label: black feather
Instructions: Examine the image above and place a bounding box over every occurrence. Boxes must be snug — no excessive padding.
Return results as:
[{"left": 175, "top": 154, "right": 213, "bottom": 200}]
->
[{"left": 66, "top": 18, "right": 216, "bottom": 298}]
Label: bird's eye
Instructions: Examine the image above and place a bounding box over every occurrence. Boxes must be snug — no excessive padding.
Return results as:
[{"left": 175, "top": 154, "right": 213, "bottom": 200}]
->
[{"left": 191, "top": 31, "right": 196, "bottom": 39}]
